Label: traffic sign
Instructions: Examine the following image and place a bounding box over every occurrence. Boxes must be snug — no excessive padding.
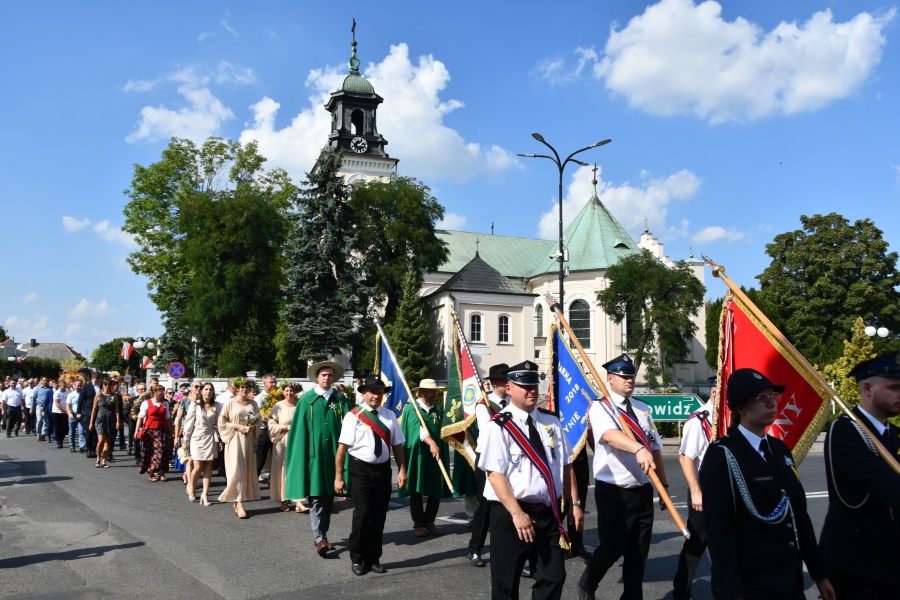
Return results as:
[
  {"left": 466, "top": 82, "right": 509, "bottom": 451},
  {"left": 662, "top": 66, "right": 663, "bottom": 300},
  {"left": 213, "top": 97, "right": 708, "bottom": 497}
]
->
[
  {"left": 168, "top": 362, "right": 186, "bottom": 379},
  {"left": 633, "top": 394, "right": 703, "bottom": 421}
]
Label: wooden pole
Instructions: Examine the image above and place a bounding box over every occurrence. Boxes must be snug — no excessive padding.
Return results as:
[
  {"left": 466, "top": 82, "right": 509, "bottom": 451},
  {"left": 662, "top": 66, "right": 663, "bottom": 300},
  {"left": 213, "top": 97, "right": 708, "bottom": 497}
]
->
[
  {"left": 704, "top": 258, "right": 900, "bottom": 474},
  {"left": 373, "top": 317, "right": 455, "bottom": 492},
  {"left": 549, "top": 301, "right": 690, "bottom": 539}
]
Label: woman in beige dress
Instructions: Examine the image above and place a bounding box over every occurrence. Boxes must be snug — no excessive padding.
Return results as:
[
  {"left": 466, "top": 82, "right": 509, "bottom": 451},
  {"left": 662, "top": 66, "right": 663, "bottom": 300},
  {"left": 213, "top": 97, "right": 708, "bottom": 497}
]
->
[
  {"left": 267, "top": 381, "right": 309, "bottom": 512},
  {"left": 182, "top": 382, "right": 219, "bottom": 506},
  {"left": 217, "top": 378, "right": 261, "bottom": 518}
]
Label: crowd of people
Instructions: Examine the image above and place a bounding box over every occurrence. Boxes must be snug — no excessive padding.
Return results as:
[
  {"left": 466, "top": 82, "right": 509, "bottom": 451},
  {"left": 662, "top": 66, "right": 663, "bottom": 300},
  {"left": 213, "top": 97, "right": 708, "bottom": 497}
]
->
[{"left": 2, "top": 349, "right": 899, "bottom": 600}]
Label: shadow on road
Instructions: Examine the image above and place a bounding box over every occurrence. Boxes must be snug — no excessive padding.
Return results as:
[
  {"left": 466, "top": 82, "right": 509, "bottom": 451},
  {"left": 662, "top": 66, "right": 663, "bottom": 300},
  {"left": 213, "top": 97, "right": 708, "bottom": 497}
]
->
[
  {"left": 0, "top": 475, "right": 73, "bottom": 487},
  {"left": 0, "top": 541, "right": 145, "bottom": 569}
]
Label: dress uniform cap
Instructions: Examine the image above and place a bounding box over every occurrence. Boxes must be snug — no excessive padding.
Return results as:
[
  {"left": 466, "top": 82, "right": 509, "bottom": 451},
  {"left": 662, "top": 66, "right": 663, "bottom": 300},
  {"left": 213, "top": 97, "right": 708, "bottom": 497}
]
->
[
  {"left": 707, "top": 376, "right": 717, "bottom": 387},
  {"left": 506, "top": 361, "right": 540, "bottom": 386},
  {"left": 726, "top": 368, "right": 785, "bottom": 408},
  {"left": 848, "top": 351, "right": 900, "bottom": 382},
  {"left": 603, "top": 353, "right": 637, "bottom": 377},
  {"left": 357, "top": 374, "right": 392, "bottom": 394},
  {"left": 487, "top": 363, "right": 510, "bottom": 381}
]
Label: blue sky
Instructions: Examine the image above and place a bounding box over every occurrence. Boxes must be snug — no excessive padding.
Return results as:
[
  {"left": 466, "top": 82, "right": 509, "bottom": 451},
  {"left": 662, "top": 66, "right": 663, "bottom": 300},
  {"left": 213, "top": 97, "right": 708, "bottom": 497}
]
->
[{"left": 2, "top": 0, "right": 898, "bottom": 358}]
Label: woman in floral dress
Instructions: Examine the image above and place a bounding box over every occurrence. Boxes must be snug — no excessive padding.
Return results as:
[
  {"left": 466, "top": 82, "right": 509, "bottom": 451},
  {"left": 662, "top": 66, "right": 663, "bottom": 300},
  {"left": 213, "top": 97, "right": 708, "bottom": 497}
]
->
[
  {"left": 135, "top": 384, "right": 171, "bottom": 481},
  {"left": 217, "top": 377, "right": 261, "bottom": 518}
]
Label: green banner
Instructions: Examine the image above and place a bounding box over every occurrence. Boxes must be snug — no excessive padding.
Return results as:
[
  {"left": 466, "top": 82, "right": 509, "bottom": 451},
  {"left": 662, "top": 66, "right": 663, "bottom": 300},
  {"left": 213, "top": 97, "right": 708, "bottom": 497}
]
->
[{"left": 632, "top": 394, "right": 703, "bottom": 421}]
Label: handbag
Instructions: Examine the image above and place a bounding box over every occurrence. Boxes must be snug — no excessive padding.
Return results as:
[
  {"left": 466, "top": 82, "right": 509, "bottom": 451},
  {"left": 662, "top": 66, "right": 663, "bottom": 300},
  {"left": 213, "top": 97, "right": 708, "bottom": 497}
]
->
[{"left": 135, "top": 427, "right": 147, "bottom": 441}]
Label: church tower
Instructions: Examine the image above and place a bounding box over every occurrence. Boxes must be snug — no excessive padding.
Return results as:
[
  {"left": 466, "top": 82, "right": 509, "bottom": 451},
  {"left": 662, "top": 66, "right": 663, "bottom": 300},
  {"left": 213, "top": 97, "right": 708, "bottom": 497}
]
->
[{"left": 322, "top": 25, "right": 399, "bottom": 184}]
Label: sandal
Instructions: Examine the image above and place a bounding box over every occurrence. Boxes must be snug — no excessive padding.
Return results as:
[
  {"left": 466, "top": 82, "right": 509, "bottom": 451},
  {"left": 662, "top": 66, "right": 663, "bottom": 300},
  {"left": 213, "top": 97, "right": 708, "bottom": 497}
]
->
[
  {"left": 94, "top": 461, "right": 101, "bottom": 468},
  {"left": 280, "top": 500, "right": 290, "bottom": 512},
  {"left": 148, "top": 474, "right": 159, "bottom": 482},
  {"left": 102, "top": 462, "right": 110, "bottom": 469},
  {"left": 295, "top": 503, "right": 310, "bottom": 513},
  {"left": 200, "top": 496, "right": 211, "bottom": 507},
  {"left": 158, "top": 474, "right": 167, "bottom": 482}
]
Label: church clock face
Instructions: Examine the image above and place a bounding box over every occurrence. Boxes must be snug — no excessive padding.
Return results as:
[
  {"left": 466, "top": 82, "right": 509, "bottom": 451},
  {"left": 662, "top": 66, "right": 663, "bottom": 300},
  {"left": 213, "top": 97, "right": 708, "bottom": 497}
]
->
[{"left": 350, "top": 136, "right": 368, "bottom": 153}]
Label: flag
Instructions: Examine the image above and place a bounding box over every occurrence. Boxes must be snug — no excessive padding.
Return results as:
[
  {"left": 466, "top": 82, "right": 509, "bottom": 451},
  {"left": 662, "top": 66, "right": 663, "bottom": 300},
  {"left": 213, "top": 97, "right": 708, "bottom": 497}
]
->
[
  {"left": 715, "top": 293, "right": 831, "bottom": 464},
  {"left": 550, "top": 323, "right": 596, "bottom": 460},
  {"left": 440, "top": 315, "right": 488, "bottom": 467},
  {"left": 141, "top": 356, "right": 153, "bottom": 370},
  {"left": 376, "top": 332, "right": 410, "bottom": 419},
  {"left": 121, "top": 342, "right": 133, "bottom": 361}
]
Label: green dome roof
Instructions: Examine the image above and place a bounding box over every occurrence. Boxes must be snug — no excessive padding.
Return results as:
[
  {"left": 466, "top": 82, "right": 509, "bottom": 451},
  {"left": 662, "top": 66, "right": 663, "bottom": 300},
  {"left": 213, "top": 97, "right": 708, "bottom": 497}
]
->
[{"left": 340, "top": 72, "right": 374, "bottom": 94}]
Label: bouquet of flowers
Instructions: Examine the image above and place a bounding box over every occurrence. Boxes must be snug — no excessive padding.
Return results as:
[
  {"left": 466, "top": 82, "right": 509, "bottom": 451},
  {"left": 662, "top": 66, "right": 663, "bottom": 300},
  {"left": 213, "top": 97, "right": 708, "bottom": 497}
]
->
[{"left": 241, "top": 410, "right": 261, "bottom": 428}]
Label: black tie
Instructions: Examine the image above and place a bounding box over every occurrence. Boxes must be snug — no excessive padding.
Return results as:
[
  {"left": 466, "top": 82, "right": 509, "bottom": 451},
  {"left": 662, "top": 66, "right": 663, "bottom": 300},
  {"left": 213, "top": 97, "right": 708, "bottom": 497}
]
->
[
  {"left": 881, "top": 428, "right": 895, "bottom": 454},
  {"left": 369, "top": 409, "right": 382, "bottom": 458},
  {"left": 761, "top": 439, "right": 778, "bottom": 475},
  {"left": 623, "top": 398, "right": 638, "bottom": 421},
  {"left": 527, "top": 415, "right": 548, "bottom": 462}
]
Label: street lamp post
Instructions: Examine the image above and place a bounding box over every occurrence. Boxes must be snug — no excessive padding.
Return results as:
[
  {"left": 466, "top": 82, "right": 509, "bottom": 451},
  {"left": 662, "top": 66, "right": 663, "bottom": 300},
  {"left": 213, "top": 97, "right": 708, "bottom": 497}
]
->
[
  {"left": 191, "top": 336, "right": 198, "bottom": 376},
  {"left": 518, "top": 133, "right": 611, "bottom": 308},
  {"left": 132, "top": 337, "right": 157, "bottom": 383},
  {"left": 863, "top": 317, "right": 900, "bottom": 340}
]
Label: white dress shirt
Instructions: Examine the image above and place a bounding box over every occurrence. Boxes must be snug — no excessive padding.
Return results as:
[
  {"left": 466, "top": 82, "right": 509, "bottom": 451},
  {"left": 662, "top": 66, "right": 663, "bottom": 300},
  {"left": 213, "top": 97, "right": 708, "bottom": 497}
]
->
[
  {"left": 478, "top": 403, "right": 571, "bottom": 506},
  {"left": 338, "top": 405, "right": 405, "bottom": 465},
  {"left": 589, "top": 393, "right": 663, "bottom": 487},
  {"left": 679, "top": 400, "right": 714, "bottom": 472},
  {"left": 737, "top": 424, "right": 770, "bottom": 460},
  {"left": 1, "top": 388, "right": 23, "bottom": 407}
]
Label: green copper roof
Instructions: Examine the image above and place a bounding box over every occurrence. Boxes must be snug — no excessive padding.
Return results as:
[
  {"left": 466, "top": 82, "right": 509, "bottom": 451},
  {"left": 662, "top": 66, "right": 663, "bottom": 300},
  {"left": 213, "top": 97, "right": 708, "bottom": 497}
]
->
[
  {"left": 434, "top": 230, "right": 553, "bottom": 278},
  {"left": 340, "top": 73, "right": 375, "bottom": 94}
]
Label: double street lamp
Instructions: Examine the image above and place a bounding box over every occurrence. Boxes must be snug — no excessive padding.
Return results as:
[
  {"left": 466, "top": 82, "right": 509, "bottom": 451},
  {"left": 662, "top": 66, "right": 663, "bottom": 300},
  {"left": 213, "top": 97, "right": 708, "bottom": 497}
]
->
[
  {"left": 132, "top": 337, "right": 159, "bottom": 382},
  {"left": 864, "top": 317, "right": 900, "bottom": 340},
  {"left": 518, "top": 133, "right": 611, "bottom": 307}
]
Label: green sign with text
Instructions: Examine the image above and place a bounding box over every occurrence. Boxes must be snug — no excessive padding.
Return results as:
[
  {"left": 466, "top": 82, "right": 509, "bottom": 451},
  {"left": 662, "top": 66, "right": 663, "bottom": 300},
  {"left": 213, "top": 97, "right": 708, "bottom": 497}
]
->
[{"left": 633, "top": 394, "right": 704, "bottom": 421}]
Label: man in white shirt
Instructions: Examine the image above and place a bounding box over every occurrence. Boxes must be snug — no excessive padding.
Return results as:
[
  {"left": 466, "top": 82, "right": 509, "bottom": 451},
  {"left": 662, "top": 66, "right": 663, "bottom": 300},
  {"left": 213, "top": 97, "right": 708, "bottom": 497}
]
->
[
  {"left": 2, "top": 384, "right": 24, "bottom": 437},
  {"left": 65, "top": 380, "right": 84, "bottom": 452},
  {"left": 22, "top": 380, "right": 35, "bottom": 434},
  {"left": 578, "top": 354, "right": 668, "bottom": 600}
]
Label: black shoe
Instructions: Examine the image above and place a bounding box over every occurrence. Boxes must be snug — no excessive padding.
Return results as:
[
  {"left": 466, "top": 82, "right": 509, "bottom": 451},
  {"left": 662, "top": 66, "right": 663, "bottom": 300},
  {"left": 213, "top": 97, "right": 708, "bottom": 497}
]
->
[
  {"left": 576, "top": 580, "right": 595, "bottom": 600},
  {"left": 56, "top": 444, "right": 63, "bottom": 449},
  {"left": 351, "top": 563, "right": 369, "bottom": 576},
  {"left": 521, "top": 564, "right": 534, "bottom": 579},
  {"left": 108, "top": 456, "right": 115, "bottom": 463},
  {"left": 70, "top": 448, "right": 76, "bottom": 453},
  {"left": 79, "top": 448, "right": 86, "bottom": 453},
  {"left": 469, "top": 552, "right": 485, "bottom": 567}
]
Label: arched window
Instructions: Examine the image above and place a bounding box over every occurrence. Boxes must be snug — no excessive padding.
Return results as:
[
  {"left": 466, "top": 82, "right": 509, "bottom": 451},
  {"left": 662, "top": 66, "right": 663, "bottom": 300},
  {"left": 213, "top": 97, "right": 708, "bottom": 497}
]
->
[
  {"left": 498, "top": 315, "right": 510, "bottom": 344},
  {"left": 569, "top": 299, "right": 591, "bottom": 349},
  {"left": 534, "top": 304, "right": 544, "bottom": 337},
  {"left": 351, "top": 109, "right": 364, "bottom": 135},
  {"left": 470, "top": 313, "right": 483, "bottom": 343}
]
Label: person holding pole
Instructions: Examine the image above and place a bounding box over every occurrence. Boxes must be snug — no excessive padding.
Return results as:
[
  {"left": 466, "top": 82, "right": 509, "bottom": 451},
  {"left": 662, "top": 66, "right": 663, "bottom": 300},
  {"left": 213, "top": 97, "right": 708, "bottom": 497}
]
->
[
  {"left": 399, "top": 378, "right": 451, "bottom": 537},
  {"left": 671, "top": 376, "right": 716, "bottom": 600},
  {"left": 334, "top": 374, "right": 407, "bottom": 576},
  {"left": 819, "top": 351, "right": 900, "bottom": 598},
  {"left": 578, "top": 354, "right": 668, "bottom": 600},
  {"left": 700, "top": 368, "right": 834, "bottom": 600},
  {"left": 479, "top": 360, "right": 582, "bottom": 600}
]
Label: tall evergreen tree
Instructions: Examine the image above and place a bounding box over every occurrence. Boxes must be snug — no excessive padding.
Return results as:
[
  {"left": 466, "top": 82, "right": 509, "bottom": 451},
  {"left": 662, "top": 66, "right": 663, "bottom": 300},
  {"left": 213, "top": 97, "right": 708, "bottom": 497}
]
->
[
  {"left": 385, "top": 266, "right": 433, "bottom": 384},
  {"left": 282, "top": 148, "right": 363, "bottom": 362},
  {"left": 822, "top": 317, "right": 876, "bottom": 411}
]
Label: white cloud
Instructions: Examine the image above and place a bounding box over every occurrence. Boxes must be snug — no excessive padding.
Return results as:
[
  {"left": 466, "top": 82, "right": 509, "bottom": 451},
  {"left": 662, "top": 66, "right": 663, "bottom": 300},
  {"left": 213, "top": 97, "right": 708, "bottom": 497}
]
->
[
  {"left": 123, "top": 79, "right": 158, "bottom": 92},
  {"left": 65, "top": 323, "right": 82, "bottom": 337},
  {"left": 220, "top": 17, "right": 238, "bottom": 37},
  {"left": 92, "top": 221, "right": 138, "bottom": 248},
  {"left": 593, "top": 0, "right": 894, "bottom": 123},
  {"left": 436, "top": 213, "right": 467, "bottom": 230},
  {"left": 215, "top": 61, "right": 255, "bottom": 85},
  {"left": 5, "top": 315, "right": 52, "bottom": 341},
  {"left": 533, "top": 47, "right": 600, "bottom": 84},
  {"left": 692, "top": 226, "right": 746, "bottom": 243},
  {"left": 68, "top": 299, "right": 116, "bottom": 319},
  {"left": 240, "top": 43, "right": 519, "bottom": 183},
  {"left": 537, "top": 165, "right": 701, "bottom": 240},
  {"left": 22, "top": 293, "right": 39, "bottom": 304},
  {"left": 62, "top": 216, "right": 90, "bottom": 232},
  {"left": 198, "top": 32, "right": 216, "bottom": 43}
]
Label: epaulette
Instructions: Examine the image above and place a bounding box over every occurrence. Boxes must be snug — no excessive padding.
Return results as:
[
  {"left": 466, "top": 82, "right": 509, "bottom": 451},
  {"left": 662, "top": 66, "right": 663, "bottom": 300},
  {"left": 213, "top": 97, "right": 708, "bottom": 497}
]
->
[
  {"left": 537, "top": 407, "right": 554, "bottom": 416},
  {"left": 492, "top": 412, "right": 511, "bottom": 425}
]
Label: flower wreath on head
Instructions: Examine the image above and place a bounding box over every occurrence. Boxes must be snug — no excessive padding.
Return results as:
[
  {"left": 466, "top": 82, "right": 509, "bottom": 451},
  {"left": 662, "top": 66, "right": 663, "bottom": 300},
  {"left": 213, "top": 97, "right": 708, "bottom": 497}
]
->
[
  {"left": 232, "top": 376, "right": 258, "bottom": 391},
  {"left": 283, "top": 381, "right": 303, "bottom": 393}
]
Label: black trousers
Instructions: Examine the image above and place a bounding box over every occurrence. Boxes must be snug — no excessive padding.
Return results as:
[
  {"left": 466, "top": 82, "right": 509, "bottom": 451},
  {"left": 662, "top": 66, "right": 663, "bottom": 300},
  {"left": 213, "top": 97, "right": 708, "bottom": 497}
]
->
[
  {"left": 256, "top": 427, "right": 272, "bottom": 475},
  {"left": 566, "top": 450, "right": 590, "bottom": 551},
  {"left": 830, "top": 568, "right": 893, "bottom": 600},
  {"left": 468, "top": 465, "right": 491, "bottom": 553},
  {"left": 409, "top": 492, "right": 441, "bottom": 528},
  {"left": 348, "top": 456, "right": 392, "bottom": 566},
  {"left": 5, "top": 406, "right": 22, "bottom": 435},
  {"left": 672, "top": 489, "right": 708, "bottom": 599},
  {"left": 489, "top": 500, "right": 565, "bottom": 600},
  {"left": 52, "top": 413, "right": 68, "bottom": 446},
  {"left": 581, "top": 481, "right": 653, "bottom": 600}
]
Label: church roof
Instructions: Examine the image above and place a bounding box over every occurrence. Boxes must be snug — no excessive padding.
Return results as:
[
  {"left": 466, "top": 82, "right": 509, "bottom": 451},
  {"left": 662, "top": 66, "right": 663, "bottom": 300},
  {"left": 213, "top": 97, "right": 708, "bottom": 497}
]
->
[
  {"left": 428, "top": 251, "right": 537, "bottom": 297},
  {"left": 434, "top": 230, "right": 553, "bottom": 278},
  {"left": 340, "top": 72, "right": 374, "bottom": 94}
]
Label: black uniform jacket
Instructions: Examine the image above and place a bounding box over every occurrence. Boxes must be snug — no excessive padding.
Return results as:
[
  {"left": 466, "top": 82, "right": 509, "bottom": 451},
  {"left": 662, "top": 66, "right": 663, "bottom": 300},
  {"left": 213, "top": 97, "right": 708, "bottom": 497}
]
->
[
  {"left": 819, "top": 407, "right": 900, "bottom": 583},
  {"left": 699, "top": 427, "right": 826, "bottom": 599}
]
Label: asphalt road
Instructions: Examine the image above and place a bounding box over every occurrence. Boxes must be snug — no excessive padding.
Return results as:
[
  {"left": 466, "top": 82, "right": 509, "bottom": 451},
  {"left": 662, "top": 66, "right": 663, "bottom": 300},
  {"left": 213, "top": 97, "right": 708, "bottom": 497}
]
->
[{"left": 0, "top": 433, "right": 832, "bottom": 600}]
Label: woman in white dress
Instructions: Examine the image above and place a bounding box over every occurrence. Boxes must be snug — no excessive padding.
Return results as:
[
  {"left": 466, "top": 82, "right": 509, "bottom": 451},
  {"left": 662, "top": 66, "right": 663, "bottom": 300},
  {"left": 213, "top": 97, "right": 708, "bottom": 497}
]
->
[
  {"left": 267, "top": 381, "right": 308, "bottom": 512},
  {"left": 217, "top": 377, "right": 261, "bottom": 518},
  {"left": 182, "top": 382, "right": 220, "bottom": 506}
]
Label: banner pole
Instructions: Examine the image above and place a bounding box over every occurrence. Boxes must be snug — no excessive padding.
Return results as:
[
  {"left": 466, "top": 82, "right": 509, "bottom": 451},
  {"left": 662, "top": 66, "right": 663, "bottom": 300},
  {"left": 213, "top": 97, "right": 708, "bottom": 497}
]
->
[
  {"left": 373, "top": 316, "right": 455, "bottom": 492},
  {"left": 548, "top": 300, "right": 690, "bottom": 539},
  {"left": 703, "top": 256, "right": 900, "bottom": 474}
]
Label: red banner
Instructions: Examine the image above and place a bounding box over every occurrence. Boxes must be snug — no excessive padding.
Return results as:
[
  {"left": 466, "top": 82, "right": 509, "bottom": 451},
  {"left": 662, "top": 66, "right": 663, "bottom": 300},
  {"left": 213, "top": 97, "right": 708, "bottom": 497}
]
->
[{"left": 715, "top": 295, "right": 831, "bottom": 464}]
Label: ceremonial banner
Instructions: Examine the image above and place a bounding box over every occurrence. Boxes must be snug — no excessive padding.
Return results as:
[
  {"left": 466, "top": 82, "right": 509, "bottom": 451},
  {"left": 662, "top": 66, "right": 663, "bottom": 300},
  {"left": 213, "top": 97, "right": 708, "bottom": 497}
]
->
[
  {"left": 440, "top": 315, "right": 488, "bottom": 466},
  {"left": 549, "top": 324, "right": 595, "bottom": 460},
  {"left": 121, "top": 342, "right": 133, "bottom": 361},
  {"left": 715, "top": 293, "right": 831, "bottom": 464},
  {"left": 375, "top": 332, "right": 410, "bottom": 419}
]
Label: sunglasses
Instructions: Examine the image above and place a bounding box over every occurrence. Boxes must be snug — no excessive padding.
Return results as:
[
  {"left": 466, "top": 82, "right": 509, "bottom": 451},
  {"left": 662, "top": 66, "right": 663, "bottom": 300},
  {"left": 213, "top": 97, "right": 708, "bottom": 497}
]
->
[{"left": 753, "top": 392, "right": 781, "bottom": 405}]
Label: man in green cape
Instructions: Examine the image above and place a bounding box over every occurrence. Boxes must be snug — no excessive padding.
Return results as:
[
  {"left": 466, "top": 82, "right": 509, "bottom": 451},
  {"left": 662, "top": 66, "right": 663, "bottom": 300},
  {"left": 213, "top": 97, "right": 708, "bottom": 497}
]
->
[
  {"left": 399, "top": 378, "right": 451, "bottom": 536},
  {"left": 284, "top": 360, "right": 351, "bottom": 557}
]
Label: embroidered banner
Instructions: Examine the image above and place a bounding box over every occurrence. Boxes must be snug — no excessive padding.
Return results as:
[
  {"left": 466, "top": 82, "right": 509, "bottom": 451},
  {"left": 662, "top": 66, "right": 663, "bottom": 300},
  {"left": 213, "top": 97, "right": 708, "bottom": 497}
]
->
[
  {"left": 440, "top": 315, "right": 488, "bottom": 467},
  {"left": 375, "top": 332, "right": 410, "bottom": 419},
  {"left": 550, "top": 324, "right": 595, "bottom": 461}
]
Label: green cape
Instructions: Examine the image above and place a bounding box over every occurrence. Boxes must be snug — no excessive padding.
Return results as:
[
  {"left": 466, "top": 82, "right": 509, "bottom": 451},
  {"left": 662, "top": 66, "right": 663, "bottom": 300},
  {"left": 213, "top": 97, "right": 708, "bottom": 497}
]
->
[
  {"left": 398, "top": 400, "right": 451, "bottom": 498},
  {"left": 284, "top": 388, "right": 351, "bottom": 498}
]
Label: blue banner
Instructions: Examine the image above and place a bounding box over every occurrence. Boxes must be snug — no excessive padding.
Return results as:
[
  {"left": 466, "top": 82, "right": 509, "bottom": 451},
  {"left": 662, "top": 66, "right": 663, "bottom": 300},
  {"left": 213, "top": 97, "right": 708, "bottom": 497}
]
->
[
  {"left": 379, "top": 336, "right": 410, "bottom": 419},
  {"left": 553, "top": 327, "right": 596, "bottom": 459}
]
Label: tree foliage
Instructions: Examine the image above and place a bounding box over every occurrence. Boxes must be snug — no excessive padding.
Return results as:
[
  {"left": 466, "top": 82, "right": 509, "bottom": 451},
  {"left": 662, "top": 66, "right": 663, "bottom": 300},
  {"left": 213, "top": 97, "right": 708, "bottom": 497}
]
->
[
  {"left": 1, "top": 357, "right": 61, "bottom": 379},
  {"left": 281, "top": 148, "right": 362, "bottom": 362},
  {"left": 385, "top": 266, "right": 433, "bottom": 385},
  {"left": 757, "top": 213, "right": 900, "bottom": 366},
  {"left": 597, "top": 250, "right": 706, "bottom": 387},
  {"left": 821, "top": 317, "right": 876, "bottom": 411},
  {"left": 122, "top": 137, "right": 295, "bottom": 374},
  {"left": 348, "top": 176, "right": 448, "bottom": 321},
  {"left": 91, "top": 337, "right": 147, "bottom": 373}
]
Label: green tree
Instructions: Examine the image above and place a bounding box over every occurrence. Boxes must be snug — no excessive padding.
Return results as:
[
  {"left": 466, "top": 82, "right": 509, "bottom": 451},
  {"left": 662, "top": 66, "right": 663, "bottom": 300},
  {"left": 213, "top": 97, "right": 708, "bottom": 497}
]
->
[
  {"left": 350, "top": 318, "right": 378, "bottom": 379},
  {"left": 282, "top": 148, "right": 362, "bottom": 362},
  {"left": 91, "top": 337, "right": 146, "bottom": 373},
  {"left": 705, "top": 296, "right": 724, "bottom": 370},
  {"left": 0, "top": 325, "right": 7, "bottom": 341},
  {"left": 597, "top": 250, "right": 706, "bottom": 388},
  {"left": 385, "top": 266, "right": 433, "bottom": 384},
  {"left": 348, "top": 176, "right": 448, "bottom": 321},
  {"left": 757, "top": 213, "right": 900, "bottom": 366},
  {"left": 822, "top": 317, "right": 876, "bottom": 411},
  {"left": 273, "top": 319, "right": 307, "bottom": 378}
]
